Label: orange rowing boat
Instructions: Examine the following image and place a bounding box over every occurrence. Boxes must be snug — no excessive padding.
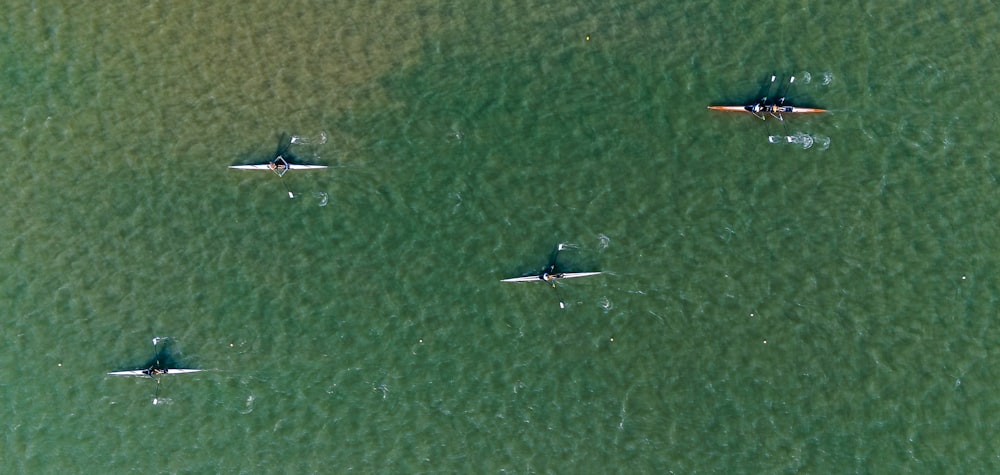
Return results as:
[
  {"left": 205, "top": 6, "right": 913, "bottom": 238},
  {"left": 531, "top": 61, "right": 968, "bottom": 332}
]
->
[{"left": 709, "top": 75, "right": 826, "bottom": 120}]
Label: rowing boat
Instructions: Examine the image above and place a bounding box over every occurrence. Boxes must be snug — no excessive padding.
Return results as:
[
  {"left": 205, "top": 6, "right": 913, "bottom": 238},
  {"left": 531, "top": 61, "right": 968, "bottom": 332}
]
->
[
  {"left": 501, "top": 271, "right": 602, "bottom": 283},
  {"left": 107, "top": 369, "right": 203, "bottom": 377},
  {"left": 228, "top": 155, "right": 327, "bottom": 177},
  {"left": 708, "top": 75, "right": 825, "bottom": 120},
  {"left": 707, "top": 104, "right": 826, "bottom": 115}
]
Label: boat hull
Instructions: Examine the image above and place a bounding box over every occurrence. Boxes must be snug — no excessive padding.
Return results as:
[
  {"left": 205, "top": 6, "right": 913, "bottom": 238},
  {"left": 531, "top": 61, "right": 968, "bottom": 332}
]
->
[
  {"left": 501, "top": 271, "right": 602, "bottom": 283},
  {"left": 707, "top": 105, "right": 751, "bottom": 113},
  {"left": 228, "top": 164, "right": 328, "bottom": 171},
  {"left": 707, "top": 105, "right": 826, "bottom": 114},
  {"left": 107, "top": 369, "right": 203, "bottom": 377}
]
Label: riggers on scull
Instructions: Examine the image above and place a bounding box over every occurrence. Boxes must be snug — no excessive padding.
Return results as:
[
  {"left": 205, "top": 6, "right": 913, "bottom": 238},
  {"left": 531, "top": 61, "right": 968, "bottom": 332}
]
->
[
  {"left": 501, "top": 272, "right": 603, "bottom": 283},
  {"left": 107, "top": 368, "right": 203, "bottom": 377},
  {"left": 228, "top": 155, "right": 327, "bottom": 178},
  {"left": 502, "top": 244, "right": 602, "bottom": 308},
  {"left": 707, "top": 104, "right": 826, "bottom": 118},
  {"left": 708, "top": 75, "right": 826, "bottom": 120},
  {"left": 109, "top": 338, "right": 204, "bottom": 405}
]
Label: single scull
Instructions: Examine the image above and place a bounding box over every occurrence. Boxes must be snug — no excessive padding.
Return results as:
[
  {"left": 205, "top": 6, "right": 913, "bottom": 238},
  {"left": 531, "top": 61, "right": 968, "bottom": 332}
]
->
[
  {"left": 229, "top": 155, "right": 326, "bottom": 198},
  {"left": 107, "top": 368, "right": 203, "bottom": 377},
  {"left": 109, "top": 338, "right": 202, "bottom": 404},
  {"left": 502, "top": 244, "right": 601, "bottom": 308},
  {"left": 228, "top": 155, "right": 328, "bottom": 177},
  {"left": 501, "top": 272, "right": 603, "bottom": 283}
]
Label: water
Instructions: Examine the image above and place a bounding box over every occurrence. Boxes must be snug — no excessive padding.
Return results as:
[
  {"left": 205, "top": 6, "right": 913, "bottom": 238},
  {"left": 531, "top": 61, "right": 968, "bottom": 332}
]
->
[{"left": 3, "top": 1, "right": 1000, "bottom": 472}]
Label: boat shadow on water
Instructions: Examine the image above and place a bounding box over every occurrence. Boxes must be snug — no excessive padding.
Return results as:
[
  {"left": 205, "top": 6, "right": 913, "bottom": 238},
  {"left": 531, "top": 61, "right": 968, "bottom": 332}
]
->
[
  {"left": 230, "top": 133, "right": 304, "bottom": 168},
  {"left": 508, "top": 244, "right": 601, "bottom": 279},
  {"left": 110, "top": 339, "right": 191, "bottom": 373}
]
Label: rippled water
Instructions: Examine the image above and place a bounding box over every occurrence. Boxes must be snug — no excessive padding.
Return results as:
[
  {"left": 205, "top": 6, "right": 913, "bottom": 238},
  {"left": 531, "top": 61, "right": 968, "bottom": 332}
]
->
[{"left": 3, "top": 1, "right": 1000, "bottom": 472}]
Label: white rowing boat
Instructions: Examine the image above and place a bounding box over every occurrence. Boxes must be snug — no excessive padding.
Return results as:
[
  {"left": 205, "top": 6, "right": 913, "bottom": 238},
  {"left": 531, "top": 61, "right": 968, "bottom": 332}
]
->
[
  {"left": 501, "top": 271, "right": 602, "bottom": 283},
  {"left": 107, "top": 369, "right": 203, "bottom": 377},
  {"left": 228, "top": 155, "right": 327, "bottom": 177}
]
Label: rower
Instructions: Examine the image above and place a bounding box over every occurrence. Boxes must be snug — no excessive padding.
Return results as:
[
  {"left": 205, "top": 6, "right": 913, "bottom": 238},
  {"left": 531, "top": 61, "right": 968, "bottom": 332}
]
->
[
  {"left": 143, "top": 367, "right": 167, "bottom": 377},
  {"left": 541, "top": 266, "right": 565, "bottom": 287}
]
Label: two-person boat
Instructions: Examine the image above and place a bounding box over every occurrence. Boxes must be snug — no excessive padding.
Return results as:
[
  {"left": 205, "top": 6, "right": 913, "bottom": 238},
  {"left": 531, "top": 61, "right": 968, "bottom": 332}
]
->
[
  {"left": 707, "top": 103, "right": 826, "bottom": 119},
  {"left": 708, "top": 75, "right": 826, "bottom": 121}
]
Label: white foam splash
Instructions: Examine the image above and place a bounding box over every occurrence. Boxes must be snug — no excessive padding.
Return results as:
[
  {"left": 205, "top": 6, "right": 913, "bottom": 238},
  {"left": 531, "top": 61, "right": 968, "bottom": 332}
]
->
[
  {"left": 822, "top": 72, "right": 834, "bottom": 85},
  {"left": 598, "top": 234, "right": 610, "bottom": 250},
  {"left": 374, "top": 383, "right": 389, "bottom": 399},
  {"left": 792, "top": 133, "right": 815, "bottom": 149},
  {"left": 815, "top": 135, "right": 831, "bottom": 150},
  {"left": 314, "top": 191, "right": 329, "bottom": 207},
  {"left": 240, "top": 394, "right": 255, "bottom": 414},
  {"left": 801, "top": 72, "right": 812, "bottom": 84},
  {"left": 769, "top": 132, "right": 830, "bottom": 150},
  {"left": 290, "top": 131, "right": 328, "bottom": 145},
  {"left": 600, "top": 297, "right": 613, "bottom": 312},
  {"left": 557, "top": 242, "right": 579, "bottom": 251}
]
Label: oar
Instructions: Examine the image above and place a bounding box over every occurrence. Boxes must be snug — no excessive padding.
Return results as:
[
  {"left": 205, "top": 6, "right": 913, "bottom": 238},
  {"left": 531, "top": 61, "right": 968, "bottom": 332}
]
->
[
  {"left": 152, "top": 376, "right": 162, "bottom": 405},
  {"left": 270, "top": 158, "right": 295, "bottom": 198},
  {"left": 777, "top": 76, "right": 796, "bottom": 106},
  {"left": 553, "top": 281, "right": 566, "bottom": 309},
  {"left": 549, "top": 244, "right": 570, "bottom": 308},
  {"left": 150, "top": 338, "right": 162, "bottom": 374},
  {"left": 760, "top": 75, "right": 777, "bottom": 105},
  {"left": 279, "top": 176, "right": 294, "bottom": 199},
  {"left": 149, "top": 338, "right": 164, "bottom": 404},
  {"left": 771, "top": 76, "right": 796, "bottom": 121}
]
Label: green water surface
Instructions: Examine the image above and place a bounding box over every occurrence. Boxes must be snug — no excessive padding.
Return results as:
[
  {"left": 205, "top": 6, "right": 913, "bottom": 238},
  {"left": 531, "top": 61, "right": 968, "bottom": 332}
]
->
[{"left": 2, "top": 1, "right": 1000, "bottom": 473}]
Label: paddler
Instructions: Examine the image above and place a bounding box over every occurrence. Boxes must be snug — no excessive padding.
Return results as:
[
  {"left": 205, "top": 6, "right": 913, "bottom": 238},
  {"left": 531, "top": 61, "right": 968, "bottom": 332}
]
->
[
  {"left": 144, "top": 367, "right": 167, "bottom": 377},
  {"left": 541, "top": 266, "right": 564, "bottom": 287}
]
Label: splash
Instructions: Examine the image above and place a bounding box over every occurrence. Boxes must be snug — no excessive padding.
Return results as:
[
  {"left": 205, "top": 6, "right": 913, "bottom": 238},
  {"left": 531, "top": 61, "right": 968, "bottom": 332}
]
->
[
  {"left": 790, "top": 132, "right": 814, "bottom": 149},
  {"left": 600, "top": 297, "right": 613, "bottom": 312},
  {"left": 240, "top": 394, "right": 255, "bottom": 414},
  {"left": 769, "top": 132, "right": 831, "bottom": 150},
  {"left": 314, "top": 191, "right": 329, "bottom": 207},
  {"left": 290, "top": 131, "right": 328, "bottom": 145},
  {"left": 376, "top": 383, "right": 389, "bottom": 399},
  {"left": 814, "top": 135, "right": 831, "bottom": 150},
  {"left": 797, "top": 71, "right": 832, "bottom": 86},
  {"left": 598, "top": 234, "right": 610, "bottom": 250},
  {"left": 557, "top": 242, "right": 580, "bottom": 252}
]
